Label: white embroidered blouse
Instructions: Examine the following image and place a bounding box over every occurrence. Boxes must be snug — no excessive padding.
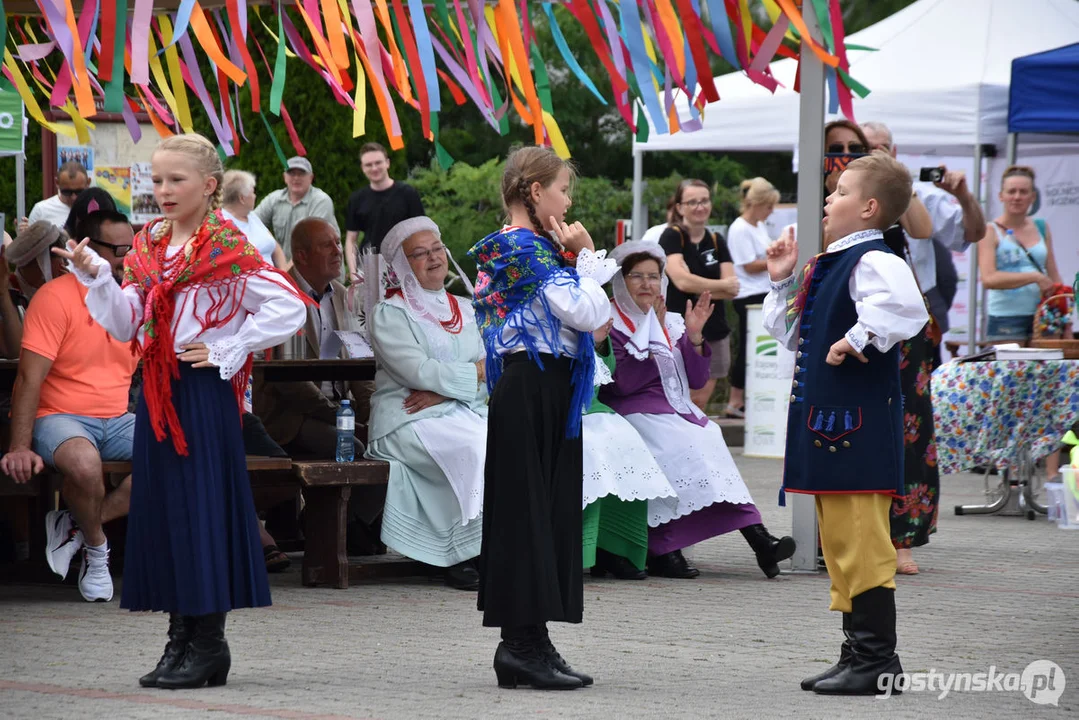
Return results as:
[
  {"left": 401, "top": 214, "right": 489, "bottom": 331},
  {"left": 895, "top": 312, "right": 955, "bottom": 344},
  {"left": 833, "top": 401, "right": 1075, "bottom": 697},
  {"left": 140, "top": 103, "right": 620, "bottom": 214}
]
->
[
  {"left": 762, "top": 229, "right": 929, "bottom": 355},
  {"left": 71, "top": 244, "right": 307, "bottom": 382}
]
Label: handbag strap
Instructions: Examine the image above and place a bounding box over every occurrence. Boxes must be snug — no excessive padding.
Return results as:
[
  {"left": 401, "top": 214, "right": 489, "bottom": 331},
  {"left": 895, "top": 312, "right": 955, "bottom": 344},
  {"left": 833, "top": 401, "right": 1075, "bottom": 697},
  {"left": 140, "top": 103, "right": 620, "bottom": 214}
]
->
[{"left": 994, "top": 220, "right": 1046, "bottom": 275}]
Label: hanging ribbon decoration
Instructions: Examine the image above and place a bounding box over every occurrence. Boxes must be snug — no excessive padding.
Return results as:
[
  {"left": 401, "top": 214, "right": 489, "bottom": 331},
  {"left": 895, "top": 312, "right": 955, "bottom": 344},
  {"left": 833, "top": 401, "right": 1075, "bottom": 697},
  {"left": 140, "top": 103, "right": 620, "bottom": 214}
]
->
[{"left": 6, "top": 0, "right": 865, "bottom": 156}]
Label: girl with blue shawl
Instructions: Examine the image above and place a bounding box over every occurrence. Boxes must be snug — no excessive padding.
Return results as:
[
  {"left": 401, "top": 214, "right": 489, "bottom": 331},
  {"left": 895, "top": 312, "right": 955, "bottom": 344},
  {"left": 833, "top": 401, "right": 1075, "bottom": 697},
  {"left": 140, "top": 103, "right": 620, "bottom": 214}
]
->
[{"left": 469, "top": 146, "right": 616, "bottom": 691}]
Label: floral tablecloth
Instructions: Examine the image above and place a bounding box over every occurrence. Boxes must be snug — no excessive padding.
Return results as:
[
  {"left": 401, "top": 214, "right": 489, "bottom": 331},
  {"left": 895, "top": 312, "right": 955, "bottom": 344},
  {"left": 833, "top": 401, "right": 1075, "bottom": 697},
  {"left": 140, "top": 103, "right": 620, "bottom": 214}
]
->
[{"left": 932, "top": 360, "right": 1079, "bottom": 475}]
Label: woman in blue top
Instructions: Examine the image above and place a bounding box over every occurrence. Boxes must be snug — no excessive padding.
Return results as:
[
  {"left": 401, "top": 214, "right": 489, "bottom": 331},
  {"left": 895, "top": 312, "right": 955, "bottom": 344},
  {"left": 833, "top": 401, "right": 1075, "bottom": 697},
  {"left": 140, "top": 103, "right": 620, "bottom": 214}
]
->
[{"left": 978, "top": 165, "right": 1063, "bottom": 340}]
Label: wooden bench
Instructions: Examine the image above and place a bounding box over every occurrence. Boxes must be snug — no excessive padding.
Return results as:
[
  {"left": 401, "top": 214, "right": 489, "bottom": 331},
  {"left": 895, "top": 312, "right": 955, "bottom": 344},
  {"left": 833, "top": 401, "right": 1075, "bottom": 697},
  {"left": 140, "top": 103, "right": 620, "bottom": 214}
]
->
[
  {"left": 292, "top": 459, "right": 423, "bottom": 589},
  {"left": 0, "top": 457, "right": 294, "bottom": 581}
]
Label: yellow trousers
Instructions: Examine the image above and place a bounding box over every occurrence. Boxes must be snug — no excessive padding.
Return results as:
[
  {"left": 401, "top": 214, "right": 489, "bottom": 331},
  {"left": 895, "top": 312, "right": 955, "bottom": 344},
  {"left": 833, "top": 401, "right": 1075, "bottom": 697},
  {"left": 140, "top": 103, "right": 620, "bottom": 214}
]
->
[{"left": 815, "top": 493, "right": 896, "bottom": 613}]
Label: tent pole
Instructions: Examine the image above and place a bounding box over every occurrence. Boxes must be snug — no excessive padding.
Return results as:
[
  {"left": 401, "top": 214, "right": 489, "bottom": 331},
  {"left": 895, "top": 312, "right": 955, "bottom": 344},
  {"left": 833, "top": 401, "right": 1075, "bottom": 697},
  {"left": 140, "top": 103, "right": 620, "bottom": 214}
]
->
[
  {"left": 15, "top": 152, "right": 25, "bottom": 224},
  {"left": 967, "top": 144, "right": 984, "bottom": 354},
  {"left": 631, "top": 147, "right": 644, "bottom": 241},
  {"left": 787, "top": 0, "right": 826, "bottom": 575},
  {"left": 1007, "top": 133, "right": 1017, "bottom": 164}
]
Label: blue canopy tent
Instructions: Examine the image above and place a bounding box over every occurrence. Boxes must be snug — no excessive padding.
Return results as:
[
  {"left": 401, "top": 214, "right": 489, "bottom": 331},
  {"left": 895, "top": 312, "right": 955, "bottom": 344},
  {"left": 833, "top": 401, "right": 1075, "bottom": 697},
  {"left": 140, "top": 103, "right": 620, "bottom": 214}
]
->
[{"left": 1007, "top": 42, "right": 1079, "bottom": 158}]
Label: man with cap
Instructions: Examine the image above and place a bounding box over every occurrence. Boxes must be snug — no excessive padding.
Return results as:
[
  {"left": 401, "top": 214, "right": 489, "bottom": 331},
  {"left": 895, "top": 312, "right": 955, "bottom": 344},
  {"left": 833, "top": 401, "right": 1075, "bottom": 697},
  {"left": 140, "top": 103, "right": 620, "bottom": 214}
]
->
[
  {"left": 253, "top": 156, "right": 340, "bottom": 262},
  {"left": 16, "top": 162, "right": 91, "bottom": 237},
  {"left": 8, "top": 221, "right": 68, "bottom": 304}
]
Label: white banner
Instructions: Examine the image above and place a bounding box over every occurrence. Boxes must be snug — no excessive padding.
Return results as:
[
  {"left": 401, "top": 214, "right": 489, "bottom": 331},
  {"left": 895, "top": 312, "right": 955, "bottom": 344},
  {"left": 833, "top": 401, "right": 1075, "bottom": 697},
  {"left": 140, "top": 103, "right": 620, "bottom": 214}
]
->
[{"left": 743, "top": 305, "right": 795, "bottom": 459}]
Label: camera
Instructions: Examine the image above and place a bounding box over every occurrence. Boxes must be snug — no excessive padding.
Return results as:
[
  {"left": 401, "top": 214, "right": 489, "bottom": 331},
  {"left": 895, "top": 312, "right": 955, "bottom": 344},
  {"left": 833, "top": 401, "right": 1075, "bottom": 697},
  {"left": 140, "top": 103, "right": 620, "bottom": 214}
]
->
[{"left": 919, "top": 167, "right": 945, "bottom": 183}]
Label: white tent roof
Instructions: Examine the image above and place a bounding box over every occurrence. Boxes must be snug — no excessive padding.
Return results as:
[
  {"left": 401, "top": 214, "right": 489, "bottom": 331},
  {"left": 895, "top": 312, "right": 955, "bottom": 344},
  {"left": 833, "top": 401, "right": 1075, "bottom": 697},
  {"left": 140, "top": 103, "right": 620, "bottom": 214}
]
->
[{"left": 635, "top": 0, "right": 1079, "bottom": 155}]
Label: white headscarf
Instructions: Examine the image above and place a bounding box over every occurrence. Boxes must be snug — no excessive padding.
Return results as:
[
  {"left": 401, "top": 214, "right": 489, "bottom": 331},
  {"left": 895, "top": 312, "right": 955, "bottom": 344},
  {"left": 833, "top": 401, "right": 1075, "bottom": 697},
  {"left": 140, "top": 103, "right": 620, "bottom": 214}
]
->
[
  {"left": 360, "top": 216, "right": 474, "bottom": 362},
  {"left": 609, "top": 241, "right": 705, "bottom": 420}
]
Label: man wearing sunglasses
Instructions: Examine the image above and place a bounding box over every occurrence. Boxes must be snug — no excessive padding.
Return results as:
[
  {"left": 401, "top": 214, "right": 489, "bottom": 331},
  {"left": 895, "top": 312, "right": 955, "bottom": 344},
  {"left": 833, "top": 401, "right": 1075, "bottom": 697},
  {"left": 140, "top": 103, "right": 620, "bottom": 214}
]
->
[
  {"left": 2, "top": 209, "right": 137, "bottom": 603},
  {"left": 19, "top": 161, "right": 90, "bottom": 235},
  {"left": 861, "top": 121, "right": 986, "bottom": 362}
]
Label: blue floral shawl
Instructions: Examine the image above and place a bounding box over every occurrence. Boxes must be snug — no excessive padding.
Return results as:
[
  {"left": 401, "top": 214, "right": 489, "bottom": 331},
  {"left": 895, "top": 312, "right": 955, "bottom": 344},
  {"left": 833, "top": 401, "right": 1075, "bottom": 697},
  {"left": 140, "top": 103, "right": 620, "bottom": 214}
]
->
[{"left": 468, "top": 226, "right": 595, "bottom": 438}]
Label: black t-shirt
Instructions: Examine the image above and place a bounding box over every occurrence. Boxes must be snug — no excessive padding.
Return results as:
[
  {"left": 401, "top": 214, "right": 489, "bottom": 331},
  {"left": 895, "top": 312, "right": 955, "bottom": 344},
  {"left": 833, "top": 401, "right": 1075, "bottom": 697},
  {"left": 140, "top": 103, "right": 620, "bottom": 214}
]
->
[
  {"left": 345, "top": 182, "right": 425, "bottom": 253},
  {"left": 659, "top": 226, "right": 733, "bottom": 341}
]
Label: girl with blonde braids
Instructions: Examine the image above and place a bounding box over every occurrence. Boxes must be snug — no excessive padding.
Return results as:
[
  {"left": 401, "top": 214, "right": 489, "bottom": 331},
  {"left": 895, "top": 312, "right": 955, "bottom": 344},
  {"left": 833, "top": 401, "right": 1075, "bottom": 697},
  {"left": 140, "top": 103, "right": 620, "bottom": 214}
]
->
[{"left": 56, "top": 133, "right": 312, "bottom": 690}]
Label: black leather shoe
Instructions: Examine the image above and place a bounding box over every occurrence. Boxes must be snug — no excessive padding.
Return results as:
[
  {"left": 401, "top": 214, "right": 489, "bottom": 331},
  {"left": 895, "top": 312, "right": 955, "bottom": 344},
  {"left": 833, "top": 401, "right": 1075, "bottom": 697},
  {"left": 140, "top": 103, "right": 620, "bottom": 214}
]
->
[
  {"left": 139, "top": 614, "right": 193, "bottom": 687},
  {"left": 740, "top": 524, "right": 796, "bottom": 578},
  {"left": 814, "top": 588, "right": 902, "bottom": 696},
  {"left": 156, "top": 613, "right": 231, "bottom": 689},
  {"left": 444, "top": 561, "right": 480, "bottom": 591},
  {"left": 533, "top": 626, "right": 593, "bottom": 687},
  {"left": 800, "top": 612, "right": 852, "bottom": 691},
  {"left": 590, "top": 549, "right": 646, "bottom": 580},
  {"left": 647, "top": 550, "right": 700, "bottom": 579},
  {"left": 493, "top": 642, "right": 583, "bottom": 690}
]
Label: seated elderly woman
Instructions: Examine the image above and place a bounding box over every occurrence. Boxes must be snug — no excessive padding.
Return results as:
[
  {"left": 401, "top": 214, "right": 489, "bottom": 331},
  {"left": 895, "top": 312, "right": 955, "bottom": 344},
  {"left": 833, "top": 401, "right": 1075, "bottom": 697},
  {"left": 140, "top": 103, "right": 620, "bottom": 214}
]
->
[
  {"left": 598, "top": 242, "right": 795, "bottom": 579},
  {"left": 364, "top": 217, "right": 487, "bottom": 590}
]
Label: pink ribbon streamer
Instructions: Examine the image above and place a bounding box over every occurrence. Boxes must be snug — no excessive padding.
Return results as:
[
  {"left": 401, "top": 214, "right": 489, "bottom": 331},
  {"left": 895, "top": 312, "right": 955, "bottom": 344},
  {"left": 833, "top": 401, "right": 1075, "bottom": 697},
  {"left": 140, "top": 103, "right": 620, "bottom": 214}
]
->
[
  {"left": 429, "top": 33, "right": 498, "bottom": 131},
  {"left": 131, "top": 0, "right": 154, "bottom": 84}
]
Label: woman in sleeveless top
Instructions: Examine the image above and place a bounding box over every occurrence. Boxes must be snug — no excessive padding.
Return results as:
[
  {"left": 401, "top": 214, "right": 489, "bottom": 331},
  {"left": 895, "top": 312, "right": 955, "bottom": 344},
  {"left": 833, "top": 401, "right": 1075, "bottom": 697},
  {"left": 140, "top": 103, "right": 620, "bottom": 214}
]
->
[{"left": 978, "top": 165, "right": 1063, "bottom": 341}]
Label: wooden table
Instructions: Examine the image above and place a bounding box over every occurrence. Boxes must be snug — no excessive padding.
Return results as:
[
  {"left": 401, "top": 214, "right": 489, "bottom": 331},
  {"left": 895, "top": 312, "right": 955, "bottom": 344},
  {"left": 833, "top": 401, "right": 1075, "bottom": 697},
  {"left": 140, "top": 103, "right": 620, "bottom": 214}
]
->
[{"left": 253, "top": 358, "right": 376, "bottom": 383}]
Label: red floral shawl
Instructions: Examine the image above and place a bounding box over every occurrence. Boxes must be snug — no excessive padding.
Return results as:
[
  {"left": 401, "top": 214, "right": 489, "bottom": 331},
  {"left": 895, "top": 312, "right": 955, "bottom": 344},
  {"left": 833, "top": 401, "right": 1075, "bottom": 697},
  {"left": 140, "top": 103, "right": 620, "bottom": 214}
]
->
[{"left": 124, "top": 210, "right": 314, "bottom": 455}]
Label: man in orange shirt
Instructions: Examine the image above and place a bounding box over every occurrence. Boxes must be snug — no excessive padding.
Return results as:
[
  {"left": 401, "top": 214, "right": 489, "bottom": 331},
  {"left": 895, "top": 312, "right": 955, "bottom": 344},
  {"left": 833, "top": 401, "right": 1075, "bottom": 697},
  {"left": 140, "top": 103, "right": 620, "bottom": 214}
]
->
[{"left": 1, "top": 210, "right": 138, "bottom": 602}]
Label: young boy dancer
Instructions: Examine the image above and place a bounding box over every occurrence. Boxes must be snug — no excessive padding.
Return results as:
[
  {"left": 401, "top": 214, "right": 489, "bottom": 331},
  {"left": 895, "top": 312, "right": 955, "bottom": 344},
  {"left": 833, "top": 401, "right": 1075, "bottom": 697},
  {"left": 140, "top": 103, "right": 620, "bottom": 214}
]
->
[{"left": 762, "top": 154, "right": 929, "bottom": 695}]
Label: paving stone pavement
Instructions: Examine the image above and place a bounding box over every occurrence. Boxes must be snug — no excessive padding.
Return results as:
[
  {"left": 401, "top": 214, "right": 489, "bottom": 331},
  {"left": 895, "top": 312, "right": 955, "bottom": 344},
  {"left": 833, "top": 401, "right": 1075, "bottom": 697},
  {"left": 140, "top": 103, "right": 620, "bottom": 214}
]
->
[{"left": 2, "top": 450, "right": 1076, "bottom": 720}]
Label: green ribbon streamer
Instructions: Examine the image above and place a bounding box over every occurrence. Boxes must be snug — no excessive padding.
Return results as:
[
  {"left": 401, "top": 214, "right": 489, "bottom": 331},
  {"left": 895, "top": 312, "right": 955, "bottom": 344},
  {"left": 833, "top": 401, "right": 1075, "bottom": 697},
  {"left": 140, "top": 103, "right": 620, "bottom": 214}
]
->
[
  {"left": 258, "top": 110, "right": 290, "bottom": 167},
  {"left": 430, "top": 111, "right": 454, "bottom": 169},
  {"left": 837, "top": 67, "right": 870, "bottom": 99},
  {"left": 270, "top": 1, "right": 287, "bottom": 116},
  {"left": 484, "top": 67, "right": 509, "bottom": 136},
  {"left": 529, "top": 42, "right": 553, "bottom": 114},
  {"left": 433, "top": 0, "right": 454, "bottom": 38},
  {"left": 635, "top": 104, "right": 648, "bottom": 143},
  {"left": 103, "top": 0, "right": 127, "bottom": 112},
  {"left": 810, "top": 0, "right": 835, "bottom": 53}
]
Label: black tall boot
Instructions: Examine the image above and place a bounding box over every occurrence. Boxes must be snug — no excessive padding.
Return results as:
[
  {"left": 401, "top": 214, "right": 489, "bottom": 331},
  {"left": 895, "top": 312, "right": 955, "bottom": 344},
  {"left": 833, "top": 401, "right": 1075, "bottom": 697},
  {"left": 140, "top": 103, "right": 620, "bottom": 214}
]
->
[
  {"left": 139, "top": 614, "right": 194, "bottom": 687},
  {"left": 493, "top": 625, "right": 582, "bottom": 690},
  {"left": 813, "top": 587, "right": 902, "bottom": 696},
  {"left": 156, "top": 613, "right": 231, "bottom": 690},
  {"left": 532, "top": 624, "right": 593, "bottom": 687},
  {"left": 800, "top": 612, "right": 852, "bottom": 691},
  {"left": 740, "top": 524, "right": 796, "bottom": 578}
]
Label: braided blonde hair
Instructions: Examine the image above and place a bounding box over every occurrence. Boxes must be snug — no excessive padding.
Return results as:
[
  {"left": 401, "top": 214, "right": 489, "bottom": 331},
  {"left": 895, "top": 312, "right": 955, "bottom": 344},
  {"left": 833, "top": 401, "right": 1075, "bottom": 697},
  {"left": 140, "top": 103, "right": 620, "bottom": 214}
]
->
[
  {"left": 150, "top": 133, "right": 224, "bottom": 241},
  {"left": 500, "top": 145, "right": 575, "bottom": 241}
]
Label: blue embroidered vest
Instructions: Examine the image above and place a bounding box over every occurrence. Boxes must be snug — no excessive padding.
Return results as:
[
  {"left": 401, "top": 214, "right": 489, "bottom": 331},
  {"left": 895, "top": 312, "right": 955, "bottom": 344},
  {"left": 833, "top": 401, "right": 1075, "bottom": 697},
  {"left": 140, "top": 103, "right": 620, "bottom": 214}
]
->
[{"left": 782, "top": 239, "right": 904, "bottom": 497}]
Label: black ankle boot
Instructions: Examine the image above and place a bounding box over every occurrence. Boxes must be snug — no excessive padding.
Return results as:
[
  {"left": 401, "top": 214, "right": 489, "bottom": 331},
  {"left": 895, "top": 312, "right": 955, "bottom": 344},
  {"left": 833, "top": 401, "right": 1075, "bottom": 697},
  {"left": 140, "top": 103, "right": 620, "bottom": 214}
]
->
[
  {"left": 590, "top": 549, "right": 647, "bottom": 580},
  {"left": 444, "top": 561, "right": 480, "bottom": 590},
  {"left": 493, "top": 626, "right": 582, "bottom": 690},
  {"left": 139, "top": 614, "right": 193, "bottom": 687},
  {"left": 646, "top": 550, "right": 699, "bottom": 579},
  {"left": 532, "top": 624, "right": 593, "bottom": 686},
  {"left": 156, "top": 613, "right": 231, "bottom": 689},
  {"left": 813, "top": 587, "right": 902, "bottom": 696},
  {"left": 740, "top": 524, "right": 796, "bottom": 578},
  {"left": 800, "top": 612, "right": 852, "bottom": 690}
]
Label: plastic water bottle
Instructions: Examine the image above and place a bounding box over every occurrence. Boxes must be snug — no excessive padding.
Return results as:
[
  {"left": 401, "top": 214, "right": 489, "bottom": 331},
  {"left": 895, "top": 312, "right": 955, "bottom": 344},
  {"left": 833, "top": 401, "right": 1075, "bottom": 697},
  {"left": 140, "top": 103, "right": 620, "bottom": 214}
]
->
[{"left": 335, "top": 400, "right": 355, "bottom": 463}]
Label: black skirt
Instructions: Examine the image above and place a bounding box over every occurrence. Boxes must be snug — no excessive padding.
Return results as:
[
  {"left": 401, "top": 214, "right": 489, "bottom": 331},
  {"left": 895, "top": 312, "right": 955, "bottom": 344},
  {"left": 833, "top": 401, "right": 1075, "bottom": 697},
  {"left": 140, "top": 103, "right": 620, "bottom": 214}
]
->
[{"left": 477, "top": 353, "right": 583, "bottom": 627}]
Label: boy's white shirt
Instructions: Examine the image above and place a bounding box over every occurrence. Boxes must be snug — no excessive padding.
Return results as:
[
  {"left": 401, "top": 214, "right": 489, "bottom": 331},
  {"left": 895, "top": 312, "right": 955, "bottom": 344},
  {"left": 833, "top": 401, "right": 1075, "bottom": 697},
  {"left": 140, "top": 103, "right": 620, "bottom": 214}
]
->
[{"left": 762, "top": 229, "right": 930, "bottom": 355}]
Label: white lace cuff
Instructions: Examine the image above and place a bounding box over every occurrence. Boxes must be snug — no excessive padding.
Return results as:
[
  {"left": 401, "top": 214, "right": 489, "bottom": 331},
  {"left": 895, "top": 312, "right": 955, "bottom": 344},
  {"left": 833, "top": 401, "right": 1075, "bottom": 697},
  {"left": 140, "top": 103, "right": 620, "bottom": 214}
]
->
[
  {"left": 592, "top": 352, "right": 614, "bottom": 387},
  {"left": 845, "top": 322, "right": 870, "bottom": 355},
  {"left": 206, "top": 337, "right": 251, "bottom": 381},
  {"left": 67, "top": 251, "right": 114, "bottom": 289},
  {"left": 770, "top": 273, "right": 796, "bottom": 291},
  {"left": 575, "top": 248, "right": 619, "bottom": 285}
]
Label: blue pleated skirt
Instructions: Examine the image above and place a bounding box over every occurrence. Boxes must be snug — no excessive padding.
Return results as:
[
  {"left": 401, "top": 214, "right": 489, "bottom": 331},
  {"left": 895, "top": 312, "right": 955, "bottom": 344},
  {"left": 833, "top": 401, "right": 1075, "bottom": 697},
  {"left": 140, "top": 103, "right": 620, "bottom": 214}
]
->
[{"left": 121, "top": 363, "right": 271, "bottom": 615}]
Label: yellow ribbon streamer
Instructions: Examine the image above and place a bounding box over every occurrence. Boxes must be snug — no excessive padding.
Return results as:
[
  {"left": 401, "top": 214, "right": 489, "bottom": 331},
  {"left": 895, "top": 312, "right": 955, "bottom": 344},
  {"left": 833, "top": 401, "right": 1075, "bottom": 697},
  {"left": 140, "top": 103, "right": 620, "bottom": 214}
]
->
[
  {"left": 252, "top": 7, "right": 298, "bottom": 59},
  {"left": 157, "top": 15, "right": 194, "bottom": 133},
  {"left": 541, "top": 109, "right": 571, "bottom": 159},
  {"left": 146, "top": 28, "right": 183, "bottom": 127},
  {"left": 2, "top": 49, "right": 77, "bottom": 138}
]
